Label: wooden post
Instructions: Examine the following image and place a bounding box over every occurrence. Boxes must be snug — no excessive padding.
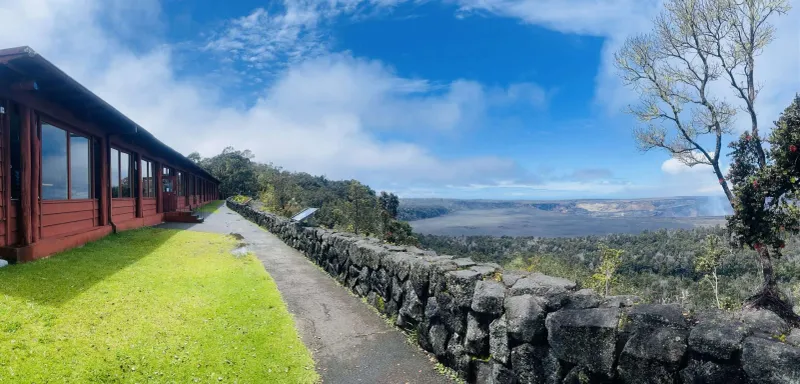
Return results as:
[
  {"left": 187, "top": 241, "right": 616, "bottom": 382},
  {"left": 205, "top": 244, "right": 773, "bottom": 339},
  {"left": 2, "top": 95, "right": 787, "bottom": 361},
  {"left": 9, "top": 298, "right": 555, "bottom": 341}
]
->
[
  {"left": 155, "top": 162, "right": 162, "bottom": 213},
  {"left": 136, "top": 153, "right": 143, "bottom": 218},
  {"left": 1, "top": 99, "right": 10, "bottom": 246},
  {"left": 98, "top": 135, "right": 108, "bottom": 226},
  {"left": 31, "top": 112, "right": 40, "bottom": 242},
  {"left": 18, "top": 105, "right": 31, "bottom": 246}
]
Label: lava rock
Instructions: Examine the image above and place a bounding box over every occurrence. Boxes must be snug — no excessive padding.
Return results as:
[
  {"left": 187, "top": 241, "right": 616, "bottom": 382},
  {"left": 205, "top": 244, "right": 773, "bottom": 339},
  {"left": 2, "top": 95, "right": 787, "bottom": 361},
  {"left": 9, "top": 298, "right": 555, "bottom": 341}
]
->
[
  {"left": 679, "top": 358, "right": 746, "bottom": 384},
  {"left": 471, "top": 264, "right": 500, "bottom": 278},
  {"left": 453, "top": 258, "right": 477, "bottom": 268},
  {"left": 445, "top": 269, "right": 482, "bottom": 307},
  {"left": 787, "top": 328, "right": 800, "bottom": 348},
  {"left": 508, "top": 273, "right": 576, "bottom": 297},
  {"left": 504, "top": 295, "right": 546, "bottom": 343},
  {"left": 564, "top": 289, "right": 602, "bottom": 309},
  {"left": 688, "top": 320, "right": 749, "bottom": 360},
  {"left": 472, "top": 280, "right": 506, "bottom": 314},
  {"left": 425, "top": 296, "right": 440, "bottom": 320},
  {"left": 437, "top": 292, "right": 468, "bottom": 335},
  {"left": 625, "top": 303, "right": 687, "bottom": 331},
  {"left": 617, "top": 327, "right": 687, "bottom": 383},
  {"left": 739, "top": 309, "right": 790, "bottom": 339},
  {"left": 489, "top": 315, "right": 509, "bottom": 364},
  {"left": 399, "top": 280, "right": 424, "bottom": 322},
  {"left": 447, "top": 332, "right": 471, "bottom": 377},
  {"left": 741, "top": 336, "right": 800, "bottom": 384},
  {"left": 510, "top": 343, "right": 563, "bottom": 384},
  {"left": 390, "top": 276, "right": 404, "bottom": 303},
  {"left": 475, "top": 361, "right": 518, "bottom": 384},
  {"left": 408, "top": 258, "right": 433, "bottom": 298},
  {"left": 428, "top": 260, "right": 459, "bottom": 296},
  {"left": 429, "top": 324, "right": 450, "bottom": 358},
  {"left": 501, "top": 270, "right": 528, "bottom": 288},
  {"left": 546, "top": 308, "right": 620, "bottom": 376},
  {"left": 465, "top": 311, "right": 490, "bottom": 356}
]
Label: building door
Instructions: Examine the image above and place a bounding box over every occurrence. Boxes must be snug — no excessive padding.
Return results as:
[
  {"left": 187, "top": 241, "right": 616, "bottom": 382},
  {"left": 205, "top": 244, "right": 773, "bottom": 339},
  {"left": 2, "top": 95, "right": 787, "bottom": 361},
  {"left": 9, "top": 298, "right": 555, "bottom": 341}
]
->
[{"left": 161, "top": 167, "right": 177, "bottom": 212}]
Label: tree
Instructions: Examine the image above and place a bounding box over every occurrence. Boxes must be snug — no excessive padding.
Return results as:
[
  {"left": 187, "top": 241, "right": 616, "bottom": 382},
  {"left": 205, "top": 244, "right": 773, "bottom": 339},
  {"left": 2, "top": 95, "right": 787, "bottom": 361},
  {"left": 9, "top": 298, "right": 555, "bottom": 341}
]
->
[
  {"left": 199, "top": 147, "right": 258, "bottom": 197},
  {"left": 590, "top": 245, "right": 624, "bottom": 297},
  {"left": 378, "top": 192, "right": 399, "bottom": 219},
  {"left": 616, "top": 0, "right": 793, "bottom": 319},
  {"left": 347, "top": 181, "right": 378, "bottom": 235},
  {"left": 727, "top": 97, "right": 800, "bottom": 322},
  {"left": 695, "top": 234, "right": 727, "bottom": 309},
  {"left": 187, "top": 151, "right": 202, "bottom": 164}
]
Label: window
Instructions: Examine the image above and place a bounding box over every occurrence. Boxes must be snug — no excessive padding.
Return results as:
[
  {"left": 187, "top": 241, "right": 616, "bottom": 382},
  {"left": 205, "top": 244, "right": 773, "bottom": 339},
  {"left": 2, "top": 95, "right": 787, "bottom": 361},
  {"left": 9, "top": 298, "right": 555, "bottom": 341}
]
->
[
  {"left": 41, "top": 122, "right": 92, "bottom": 200},
  {"left": 70, "top": 134, "right": 90, "bottom": 199},
  {"left": 141, "top": 159, "right": 155, "bottom": 198},
  {"left": 9, "top": 103, "right": 21, "bottom": 200},
  {"left": 162, "top": 167, "right": 173, "bottom": 193},
  {"left": 111, "top": 148, "right": 133, "bottom": 198}
]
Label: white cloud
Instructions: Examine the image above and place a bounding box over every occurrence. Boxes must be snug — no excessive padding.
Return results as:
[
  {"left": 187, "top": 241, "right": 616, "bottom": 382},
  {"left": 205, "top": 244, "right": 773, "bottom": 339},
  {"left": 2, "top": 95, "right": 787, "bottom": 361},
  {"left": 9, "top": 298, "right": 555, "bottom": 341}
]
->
[
  {"left": 202, "top": 0, "right": 412, "bottom": 74},
  {"left": 661, "top": 158, "right": 712, "bottom": 175},
  {"left": 0, "top": 0, "right": 538, "bottom": 194},
  {"left": 452, "top": 0, "right": 800, "bottom": 132}
]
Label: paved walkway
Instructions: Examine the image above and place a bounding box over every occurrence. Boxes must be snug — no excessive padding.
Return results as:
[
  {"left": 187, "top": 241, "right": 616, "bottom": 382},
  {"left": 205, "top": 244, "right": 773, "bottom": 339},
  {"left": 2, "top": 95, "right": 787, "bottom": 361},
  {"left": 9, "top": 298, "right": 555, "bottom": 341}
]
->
[{"left": 160, "top": 204, "right": 451, "bottom": 384}]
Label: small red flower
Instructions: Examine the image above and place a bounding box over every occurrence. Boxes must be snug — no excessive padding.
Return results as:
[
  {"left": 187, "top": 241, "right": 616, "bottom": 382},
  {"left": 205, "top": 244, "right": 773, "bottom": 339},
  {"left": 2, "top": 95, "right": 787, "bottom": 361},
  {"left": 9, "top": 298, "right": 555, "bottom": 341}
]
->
[
  {"left": 752, "top": 180, "right": 758, "bottom": 188},
  {"left": 780, "top": 243, "right": 786, "bottom": 249},
  {"left": 790, "top": 145, "right": 797, "bottom": 153},
  {"left": 745, "top": 135, "right": 751, "bottom": 141},
  {"left": 754, "top": 243, "right": 762, "bottom": 250}
]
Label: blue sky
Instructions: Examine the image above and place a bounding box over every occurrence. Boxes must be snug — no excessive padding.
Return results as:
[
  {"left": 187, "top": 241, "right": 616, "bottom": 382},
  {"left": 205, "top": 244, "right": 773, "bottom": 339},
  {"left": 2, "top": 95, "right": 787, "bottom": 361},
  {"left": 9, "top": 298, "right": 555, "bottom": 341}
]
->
[{"left": 1, "top": 0, "right": 798, "bottom": 199}]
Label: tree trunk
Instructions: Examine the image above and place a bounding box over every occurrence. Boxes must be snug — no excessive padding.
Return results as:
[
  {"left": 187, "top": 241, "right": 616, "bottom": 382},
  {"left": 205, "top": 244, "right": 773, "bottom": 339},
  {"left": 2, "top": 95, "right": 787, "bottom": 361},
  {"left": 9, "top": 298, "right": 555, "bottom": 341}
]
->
[
  {"left": 745, "top": 247, "right": 800, "bottom": 325},
  {"left": 712, "top": 269, "right": 721, "bottom": 310},
  {"left": 712, "top": 163, "right": 735, "bottom": 207}
]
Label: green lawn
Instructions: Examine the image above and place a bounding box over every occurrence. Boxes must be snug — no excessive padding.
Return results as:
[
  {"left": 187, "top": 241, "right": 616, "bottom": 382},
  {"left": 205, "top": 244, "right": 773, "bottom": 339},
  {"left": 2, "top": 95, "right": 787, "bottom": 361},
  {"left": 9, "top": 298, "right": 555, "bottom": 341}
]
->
[
  {"left": 0, "top": 228, "right": 318, "bottom": 383},
  {"left": 196, "top": 200, "right": 224, "bottom": 214}
]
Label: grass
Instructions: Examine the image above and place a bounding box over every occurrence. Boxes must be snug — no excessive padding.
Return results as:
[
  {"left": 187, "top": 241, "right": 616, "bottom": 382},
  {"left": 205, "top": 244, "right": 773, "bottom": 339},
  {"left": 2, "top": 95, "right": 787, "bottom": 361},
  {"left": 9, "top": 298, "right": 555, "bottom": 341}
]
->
[
  {"left": 230, "top": 195, "right": 251, "bottom": 204},
  {"left": 0, "top": 228, "right": 318, "bottom": 383},
  {"left": 196, "top": 200, "right": 225, "bottom": 214}
]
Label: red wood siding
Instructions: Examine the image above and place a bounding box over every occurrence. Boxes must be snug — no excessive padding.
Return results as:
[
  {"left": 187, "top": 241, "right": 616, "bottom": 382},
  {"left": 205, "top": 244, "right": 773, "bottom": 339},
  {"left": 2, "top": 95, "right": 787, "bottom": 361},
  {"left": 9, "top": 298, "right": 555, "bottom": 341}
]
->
[
  {"left": 41, "top": 200, "right": 99, "bottom": 239},
  {"left": 142, "top": 197, "right": 157, "bottom": 217},
  {"left": 112, "top": 198, "right": 136, "bottom": 222},
  {"left": 0, "top": 113, "right": 5, "bottom": 242},
  {"left": 8, "top": 201, "right": 18, "bottom": 245}
]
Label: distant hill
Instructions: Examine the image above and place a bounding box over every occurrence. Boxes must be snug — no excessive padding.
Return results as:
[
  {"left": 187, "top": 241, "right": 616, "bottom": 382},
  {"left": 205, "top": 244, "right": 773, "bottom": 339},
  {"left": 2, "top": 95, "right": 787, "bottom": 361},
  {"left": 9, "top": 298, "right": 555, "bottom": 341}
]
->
[
  {"left": 399, "top": 196, "right": 732, "bottom": 220},
  {"left": 400, "top": 196, "right": 731, "bottom": 237}
]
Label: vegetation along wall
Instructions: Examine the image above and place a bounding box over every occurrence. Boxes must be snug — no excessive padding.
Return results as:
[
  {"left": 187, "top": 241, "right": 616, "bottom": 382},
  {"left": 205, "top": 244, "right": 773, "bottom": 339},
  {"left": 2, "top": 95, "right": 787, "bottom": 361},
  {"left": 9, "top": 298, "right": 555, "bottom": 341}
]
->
[{"left": 227, "top": 200, "right": 800, "bottom": 384}]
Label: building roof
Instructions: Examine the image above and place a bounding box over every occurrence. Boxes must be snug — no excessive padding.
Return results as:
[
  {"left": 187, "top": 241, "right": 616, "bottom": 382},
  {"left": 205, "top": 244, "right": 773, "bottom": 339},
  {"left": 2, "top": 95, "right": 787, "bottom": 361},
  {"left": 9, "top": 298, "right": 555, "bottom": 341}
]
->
[{"left": 0, "top": 46, "right": 218, "bottom": 183}]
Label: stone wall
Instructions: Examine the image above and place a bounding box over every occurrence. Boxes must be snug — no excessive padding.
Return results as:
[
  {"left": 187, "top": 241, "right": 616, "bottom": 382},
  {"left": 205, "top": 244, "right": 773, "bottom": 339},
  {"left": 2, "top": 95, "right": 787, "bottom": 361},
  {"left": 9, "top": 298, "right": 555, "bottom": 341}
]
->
[{"left": 227, "top": 200, "right": 800, "bottom": 384}]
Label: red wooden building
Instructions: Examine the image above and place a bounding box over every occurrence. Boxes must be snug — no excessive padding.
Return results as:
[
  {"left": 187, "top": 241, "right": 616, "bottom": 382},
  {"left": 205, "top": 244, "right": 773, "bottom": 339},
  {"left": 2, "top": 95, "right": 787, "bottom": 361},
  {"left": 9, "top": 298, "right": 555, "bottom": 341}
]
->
[{"left": 0, "top": 46, "right": 219, "bottom": 263}]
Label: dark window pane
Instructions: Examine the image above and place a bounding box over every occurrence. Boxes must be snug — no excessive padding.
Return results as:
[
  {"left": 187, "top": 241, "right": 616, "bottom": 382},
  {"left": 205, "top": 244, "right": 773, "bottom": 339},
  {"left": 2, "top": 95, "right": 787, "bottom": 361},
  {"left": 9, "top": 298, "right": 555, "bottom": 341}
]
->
[
  {"left": 9, "top": 104, "right": 21, "bottom": 200},
  {"left": 111, "top": 148, "right": 120, "bottom": 198},
  {"left": 70, "top": 134, "right": 90, "bottom": 199},
  {"left": 41, "top": 124, "right": 67, "bottom": 200},
  {"left": 141, "top": 160, "right": 148, "bottom": 197},
  {"left": 177, "top": 172, "right": 183, "bottom": 196},
  {"left": 143, "top": 160, "right": 154, "bottom": 198},
  {"left": 120, "top": 151, "right": 131, "bottom": 198}
]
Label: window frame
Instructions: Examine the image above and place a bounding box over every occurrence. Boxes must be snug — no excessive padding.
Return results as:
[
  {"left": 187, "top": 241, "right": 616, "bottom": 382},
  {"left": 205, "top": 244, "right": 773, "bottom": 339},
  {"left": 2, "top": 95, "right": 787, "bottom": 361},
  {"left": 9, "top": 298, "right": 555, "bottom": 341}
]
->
[
  {"left": 141, "top": 158, "right": 156, "bottom": 198},
  {"left": 39, "top": 118, "right": 94, "bottom": 201},
  {"left": 110, "top": 147, "right": 134, "bottom": 199}
]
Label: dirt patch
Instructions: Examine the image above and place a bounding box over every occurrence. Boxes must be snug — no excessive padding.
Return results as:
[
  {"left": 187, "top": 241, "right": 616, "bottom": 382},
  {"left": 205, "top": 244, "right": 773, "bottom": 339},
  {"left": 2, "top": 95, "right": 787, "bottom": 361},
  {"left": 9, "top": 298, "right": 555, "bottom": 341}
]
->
[{"left": 229, "top": 233, "right": 245, "bottom": 240}]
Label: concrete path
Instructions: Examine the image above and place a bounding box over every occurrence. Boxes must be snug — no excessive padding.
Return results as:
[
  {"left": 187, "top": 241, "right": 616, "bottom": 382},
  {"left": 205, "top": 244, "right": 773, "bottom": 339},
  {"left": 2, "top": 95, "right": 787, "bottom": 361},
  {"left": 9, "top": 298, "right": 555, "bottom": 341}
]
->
[{"left": 160, "top": 204, "right": 451, "bottom": 384}]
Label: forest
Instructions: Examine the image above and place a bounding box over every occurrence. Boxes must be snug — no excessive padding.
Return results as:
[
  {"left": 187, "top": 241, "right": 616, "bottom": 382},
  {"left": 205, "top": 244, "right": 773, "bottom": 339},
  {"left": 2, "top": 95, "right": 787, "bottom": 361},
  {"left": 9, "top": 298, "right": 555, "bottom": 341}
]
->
[
  {"left": 417, "top": 228, "right": 800, "bottom": 311},
  {"left": 188, "top": 148, "right": 417, "bottom": 245}
]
